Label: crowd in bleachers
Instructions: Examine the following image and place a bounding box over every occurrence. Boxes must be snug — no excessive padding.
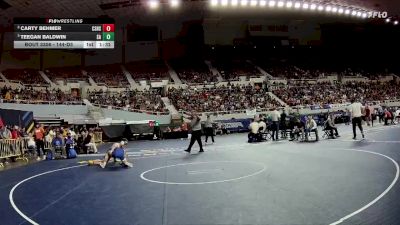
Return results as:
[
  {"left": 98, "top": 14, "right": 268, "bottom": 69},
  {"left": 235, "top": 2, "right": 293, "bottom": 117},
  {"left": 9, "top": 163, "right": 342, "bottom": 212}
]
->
[
  {"left": 2, "top": 69, "right": 46, "bottom": 85},
  {"left": 168, "top": 84, "right": 284, "bottom": 112},
  {"left": 0, "top": 86, "right": 81, "bottom": 103},
  {"left": 170, "top": 60, "right": 217, "bottom": 84},
  {"left": 45, "top": 67, "right": 87, "bottom": 84},
  {"left": 272, "top": 81, "right": 400, "bottom": 107},
  {"left": 125, "top": 60, "right": 169, "bottom": 81},
  {"left": 215, "top": 60, "right": 261, "bottom": 81},
  {"left": 87, "top": 89, "right": 167, "bottom": 112},
  {"left": 86, "top": 64, "right": 129, "bottom": 87}
]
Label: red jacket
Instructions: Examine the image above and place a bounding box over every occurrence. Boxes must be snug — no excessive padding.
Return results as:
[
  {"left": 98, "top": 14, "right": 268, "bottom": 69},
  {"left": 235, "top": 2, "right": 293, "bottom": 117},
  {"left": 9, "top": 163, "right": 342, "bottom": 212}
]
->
[{"left": 11, "top": 130, "right": 20, "bottom": 139}]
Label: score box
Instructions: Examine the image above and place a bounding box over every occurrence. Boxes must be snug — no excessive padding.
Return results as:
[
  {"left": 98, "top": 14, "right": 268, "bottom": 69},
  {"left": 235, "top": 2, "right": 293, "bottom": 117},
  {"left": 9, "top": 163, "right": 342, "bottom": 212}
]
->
[
  {"left": 102, "top": 32, "right": 115, "bottom": 41},
  {"left": 102, "top": 24, "right": 115, "bottom": 32}
]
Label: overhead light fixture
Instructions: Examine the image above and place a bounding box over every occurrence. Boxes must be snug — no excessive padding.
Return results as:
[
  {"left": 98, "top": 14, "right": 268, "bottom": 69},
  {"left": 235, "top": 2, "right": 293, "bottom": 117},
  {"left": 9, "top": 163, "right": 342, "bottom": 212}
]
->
[
  {"left": 294, "top": 2, "right": 301, "bottom": 8},
  {"left": 338, "top": 8, "right": 344, "bottom": 14},
  {"left": 331, "top": 7, "right": 337, "bottom": 13},
  {"left": 231, "top": 0, "right": 239, "bottom": 6},
  {"left": 241, "top": 0, "right": 248, "bottom": 6},
  {"left": 211, "top": 0, "right": 219, "bottom": 6},
  {"left": 394, "top": 21, "right": 399, "bottom": 25},
  {"left": 259, "top": 0, "right": 267, "bottom": 6},
  {"left": 148, "top": 0, "right": 159, "bottom": 9},
  {"left": 356, "top": 11, "right": 362, "bottom": 17},
  {"left": 325, "top": 5, "right": 332, "bottom": 12},
  {"left": 250, "top": 0, "right": 258, "bottom": 6},
  {"left": 170, "top": 0, "right": 180, "bottom": 7},
  {"left": 351, "top": 10, "right": 357, "bottom": 16},
  {"left": 302, "top": 3, "right": 309, "bottom": 9},
  {"left": 310, "top": 4, "right": 316, "bottom": 10},
  {"left": 277, "top": 1, "right": 284, "bottom": 7},
  {"left": 286, "top": 1, "right": 293, "bottom": 8},
  {"left": 221, "top": 0, "right": 229, "bottom": 6},
  {"left": 269, "top": 0, "right": 276, "bottom": 7},
  {"left": 385, "top": 18, "right": 391, "bottom": 23},
  {"left": 345, "top": 9, "right": 351, "bottom": 15},
  {"left": 362, "top": 12, "right": 367, "bottom": 18},
  {"left": 317, "top": 5, "right": 324, "bottom": 11}
]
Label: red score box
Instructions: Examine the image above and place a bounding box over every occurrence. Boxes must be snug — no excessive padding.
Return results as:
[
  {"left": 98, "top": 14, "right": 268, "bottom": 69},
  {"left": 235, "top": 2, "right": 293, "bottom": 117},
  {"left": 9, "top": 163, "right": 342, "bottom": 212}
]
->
[{"left": 102, "top": 24, "right": 115, "bottom": 32}]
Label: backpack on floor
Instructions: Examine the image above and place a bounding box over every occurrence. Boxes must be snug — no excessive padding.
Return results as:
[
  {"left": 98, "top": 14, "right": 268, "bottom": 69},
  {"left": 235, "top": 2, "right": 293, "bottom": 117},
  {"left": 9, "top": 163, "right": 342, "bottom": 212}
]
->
[
  {"left": 46, "top": 151, "right": 53, "bottom": 160},
  {"left": 68, "top": 148, "right": 77, "bottom": 159}
]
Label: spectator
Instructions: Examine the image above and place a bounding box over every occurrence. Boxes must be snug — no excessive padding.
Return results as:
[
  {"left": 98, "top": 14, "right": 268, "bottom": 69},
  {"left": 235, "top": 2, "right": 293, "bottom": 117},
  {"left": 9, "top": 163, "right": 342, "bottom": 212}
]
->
[
  {"left": 33, "top": 124, "right": 46, "bottom": 160},
  {"left": 0, "top": 126, "right": 11, "bottom": 139},
  {"left": 305, "top": 115, "right": 319, "bottom": 141}
]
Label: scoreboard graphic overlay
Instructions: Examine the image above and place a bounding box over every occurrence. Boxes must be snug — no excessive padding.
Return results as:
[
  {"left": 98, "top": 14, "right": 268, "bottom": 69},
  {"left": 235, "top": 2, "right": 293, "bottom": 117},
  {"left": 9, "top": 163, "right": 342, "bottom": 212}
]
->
[{"left": 14, "top": 18, "right": 115, "bottom": 49}]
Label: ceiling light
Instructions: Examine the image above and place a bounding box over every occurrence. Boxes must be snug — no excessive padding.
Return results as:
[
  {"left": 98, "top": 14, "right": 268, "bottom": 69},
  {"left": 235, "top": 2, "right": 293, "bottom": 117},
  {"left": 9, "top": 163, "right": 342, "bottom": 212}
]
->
[{"left": 269, "top": 0, "right": 276, "bottom": 7}]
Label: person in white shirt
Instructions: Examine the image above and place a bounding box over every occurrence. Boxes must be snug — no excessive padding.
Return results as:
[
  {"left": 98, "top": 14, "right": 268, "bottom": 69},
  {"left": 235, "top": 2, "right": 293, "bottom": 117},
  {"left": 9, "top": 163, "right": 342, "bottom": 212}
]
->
[
  {"left": 305, "top": 115, "right": 319, "bottom": 141},
  {"left": 204, "top": 115, "right": 215, "bottom": 144},
  {"left": 248, "top": 119, "right": 260, "bottom": 142},
  {"left": 395, "top": 107, "right": 400, "bottom": 124},
  {"left": 270, "top": 108, "right": 281, "bottom": 141},
  {"left": 349, "top": 99, "right": 365, "bottom": 139},
  {"left": 259, "top": 119, "right": 267, "bottom": 133}
]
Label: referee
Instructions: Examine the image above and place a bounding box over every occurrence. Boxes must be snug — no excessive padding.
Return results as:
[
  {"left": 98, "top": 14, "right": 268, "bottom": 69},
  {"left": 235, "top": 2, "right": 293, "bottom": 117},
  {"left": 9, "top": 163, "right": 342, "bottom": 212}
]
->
[
  {"left": 185, "top": 112, "right": 204, "bottom": 153},
  {"left": 349, "top": 99, "right": 365, "bottom": 139}
]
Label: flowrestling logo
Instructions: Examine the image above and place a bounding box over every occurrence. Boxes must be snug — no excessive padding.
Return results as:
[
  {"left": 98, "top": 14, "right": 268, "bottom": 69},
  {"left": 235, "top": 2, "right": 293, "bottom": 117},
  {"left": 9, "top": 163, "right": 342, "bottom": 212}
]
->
[{"left": 367, "top": 11, "right": 388, "bottom": 18}]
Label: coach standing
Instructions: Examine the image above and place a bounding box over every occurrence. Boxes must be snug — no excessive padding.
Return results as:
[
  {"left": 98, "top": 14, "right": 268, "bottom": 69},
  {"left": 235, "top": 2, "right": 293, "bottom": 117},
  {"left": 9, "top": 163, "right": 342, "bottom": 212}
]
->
[
  {"left": 271, "top": 108, "right": 281, "bottom": 141},
  {"left": 185, "top": 112, "right": 204, "bottom": 153},
  {"left": 349, "top": 99, "right": 365, "bottom": 139}
]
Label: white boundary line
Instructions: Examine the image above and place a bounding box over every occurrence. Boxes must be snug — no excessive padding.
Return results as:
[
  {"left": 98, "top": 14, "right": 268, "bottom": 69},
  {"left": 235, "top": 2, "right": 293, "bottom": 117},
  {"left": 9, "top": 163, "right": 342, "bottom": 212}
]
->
[
  {"left": 140, "top": 161, "right": 267, "bottom": 185},
  {"left": 9, "top": 149, "right": 398, "bottom": 225},
  {"left": 9, "top": 165, "right": 86, "bottom": 225},
  {"left": 328, "top": 148, "right": 399, "bottom": 225}
]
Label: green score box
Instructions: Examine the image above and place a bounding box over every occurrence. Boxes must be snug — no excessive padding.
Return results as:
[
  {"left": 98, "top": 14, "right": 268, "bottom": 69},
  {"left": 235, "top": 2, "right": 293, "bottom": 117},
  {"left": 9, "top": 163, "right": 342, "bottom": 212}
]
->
[{"left": 102, "top": 32, "right": 114, "bottom": 41}]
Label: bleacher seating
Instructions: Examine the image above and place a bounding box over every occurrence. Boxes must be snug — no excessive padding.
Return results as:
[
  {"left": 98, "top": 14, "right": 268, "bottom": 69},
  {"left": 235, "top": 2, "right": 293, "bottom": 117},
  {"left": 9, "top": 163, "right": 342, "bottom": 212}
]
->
[
  {"left": 86, "top": 64, "right": 129, "bottom": 87},
  {"left": 2, "top": 69, "right": 46, "bottom": 85},
  {"left": 214, "top": 60, "right": 261, "bottom": 81},
  {"left": 125, "top": 60, "right": 169, "bottom": 81},
  {"left": 170, "top": 59, "right": 217, "bottom": 84},
  {"left": 168, "top": 84, "right": 283, "bottom": 112},
  {"left": 45, "top": 67, "right": 87, "bottom": 84},
  {"left": 87, "top": 89, "right": 167, "bottom": 112}
]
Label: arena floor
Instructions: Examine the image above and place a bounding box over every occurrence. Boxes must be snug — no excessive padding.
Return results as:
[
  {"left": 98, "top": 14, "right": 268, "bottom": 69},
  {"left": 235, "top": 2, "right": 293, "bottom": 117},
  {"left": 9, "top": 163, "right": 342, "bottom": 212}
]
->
[{"left": 1, "top": 124, "right": 399, "bottom": 225}]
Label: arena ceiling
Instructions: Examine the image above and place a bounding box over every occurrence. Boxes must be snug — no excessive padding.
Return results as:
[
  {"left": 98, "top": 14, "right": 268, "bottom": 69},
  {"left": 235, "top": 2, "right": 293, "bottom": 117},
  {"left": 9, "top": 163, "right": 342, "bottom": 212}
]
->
[{"left": 0, "top": 0, "right": 398, "bottom": 26}]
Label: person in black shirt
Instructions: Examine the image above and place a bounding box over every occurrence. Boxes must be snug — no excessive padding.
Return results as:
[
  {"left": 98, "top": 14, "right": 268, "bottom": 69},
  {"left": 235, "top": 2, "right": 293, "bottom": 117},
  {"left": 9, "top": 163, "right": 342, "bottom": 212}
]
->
[{"left": 280, "top": 109, "right": 287, "bottom": 138}]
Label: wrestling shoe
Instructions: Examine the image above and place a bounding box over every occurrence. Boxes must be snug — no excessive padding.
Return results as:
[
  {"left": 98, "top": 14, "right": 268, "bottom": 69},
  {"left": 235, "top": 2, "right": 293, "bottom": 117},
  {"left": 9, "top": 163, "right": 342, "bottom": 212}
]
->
[{"left": 99, "top": 162, "right": 106, "bottom": 169}]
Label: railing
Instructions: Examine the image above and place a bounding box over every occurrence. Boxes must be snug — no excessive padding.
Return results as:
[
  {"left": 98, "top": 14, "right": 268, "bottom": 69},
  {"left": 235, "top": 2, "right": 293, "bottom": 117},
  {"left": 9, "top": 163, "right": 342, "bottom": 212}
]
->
[
  {"left": 92, "top": 104, "right": 170, "bottom": 115},
  {"left": 180, "top": 107, "right": 286, "bottom": 115},
  {"left": 0, "top": 139, "right": 28, "bottom": 167},
  {"left": 93, "top": 132, "right": 103, "bottom": 144},
  {"left": 2, "top": 99, "right": 84, "bottom": 105}
]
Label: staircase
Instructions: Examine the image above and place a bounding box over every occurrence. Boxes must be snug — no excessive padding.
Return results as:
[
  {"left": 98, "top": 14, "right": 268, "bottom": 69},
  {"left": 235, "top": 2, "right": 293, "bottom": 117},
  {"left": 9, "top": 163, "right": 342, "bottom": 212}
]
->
[
  {"left": 161, "top": 97, "right": 179, "bottom": 115},
  {"left": 121, "top": 65, "right": 139, "bottom": 89},
  {"left": 39, "top": 71, "right": 56, "bottom": 86},
  {"left": 0, "top": 72, "right": 9, "bottom": 83},
  {"left": 248, "top": 60, "right": 274, "bottom": 80},
  {"left": 268, "top": 92, "right": 289, "bottom": 107},
  {"left": 205, "top": 60, "right": 224, "bottom": 82},
  {"left": 165, "top": 61, "right": 182, "bottom": 84}
]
